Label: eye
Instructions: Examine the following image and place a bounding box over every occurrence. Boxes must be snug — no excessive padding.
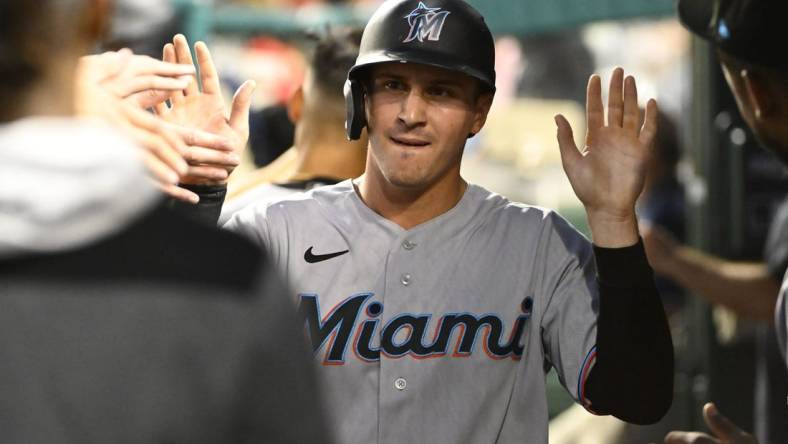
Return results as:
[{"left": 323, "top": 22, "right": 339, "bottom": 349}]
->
[
  {"left": 426, "top": 86, "right": 451, "bottom": 97},
  {"left": 383, "top": 80, "right": 404, "bottom": 91}
]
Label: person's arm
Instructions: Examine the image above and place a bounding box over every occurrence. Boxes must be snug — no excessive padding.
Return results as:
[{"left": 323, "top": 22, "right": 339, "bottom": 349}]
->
[
  {"left": 582, "top": 240, "right": 673, "bottom": 424},
  {"left": 151, "top": 35, "right": 254, "bottom": 221},
  {"left": 554, "top": 68, "right": 673, "bottom": 423},
  {"left": 167, "top": 184, "right": 227, "bottom": 226},
  {"left": 643, "top": 224, "right": 779, "bottom": 321}
]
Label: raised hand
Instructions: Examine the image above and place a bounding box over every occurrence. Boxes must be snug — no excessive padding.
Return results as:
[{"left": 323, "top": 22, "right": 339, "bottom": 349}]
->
[
  {"left": 664, "top": 403, "right": 758, "bottom": 444},
  {"left": 75, "top": 49, "right": 197, "bottom": 201},
  {"left": 154, "top": 34, "right": 256, "bottom": 185},
  {"left": 554, "top": 67, "right": 658, "bottom": 247}
]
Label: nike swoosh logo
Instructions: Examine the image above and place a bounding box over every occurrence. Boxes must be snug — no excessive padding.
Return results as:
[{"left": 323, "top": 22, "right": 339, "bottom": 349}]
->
[{"left": 304, "top": 246, "right": 349, "bottom": 263}]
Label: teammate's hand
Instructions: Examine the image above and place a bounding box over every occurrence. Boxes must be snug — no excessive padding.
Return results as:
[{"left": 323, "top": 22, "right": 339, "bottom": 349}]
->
[
  {"left": 664, "top": 403, "right": 758, "bottom": 444},
  {"left": 78, "top": 49, "right": 196, "bottom": 108},
  {"left": 554, "top": 67, "right": 658, "bottom": 247},
  {"left": 153, "top": 34, "right": 255, "bottom": 186},
  {"left": 75, "top": 49, "right": 235, "bottom": 203},
  {"left": 641, "top": 223, "right": 680, "bottom": 276}
]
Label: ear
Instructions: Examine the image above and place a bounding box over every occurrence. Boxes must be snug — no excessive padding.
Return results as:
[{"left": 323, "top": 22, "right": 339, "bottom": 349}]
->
[
  {"left": 469, "top": 93, "right": 494, "bottom": 136},
  {"left": 287, "top": 87, "right": 304, "bottom": 124},
  {"left": 741, "top": 69, "right": 774, "bottom": 120},
  {"left": 85, "top": 0, "right": 113, "bottom": 42}
]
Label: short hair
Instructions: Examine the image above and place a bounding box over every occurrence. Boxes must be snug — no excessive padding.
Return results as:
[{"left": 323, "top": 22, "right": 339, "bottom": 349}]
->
[
  {"left": 304, "top": 26, "right": 363, "bottom": 100},
  {"left": 0, "top": 2, "right": 81, "bottom": 84},
  {"left": 0, "top": 1, "right": 82, "bottom": 109}
]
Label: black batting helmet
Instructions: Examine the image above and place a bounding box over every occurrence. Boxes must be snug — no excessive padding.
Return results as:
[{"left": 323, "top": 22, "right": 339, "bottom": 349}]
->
[
  {"left": 344, "top": 0, "right": 496, "bottom": 140},
  {"left": 678, "top": 0, "right": 788, "bottom": 72}
]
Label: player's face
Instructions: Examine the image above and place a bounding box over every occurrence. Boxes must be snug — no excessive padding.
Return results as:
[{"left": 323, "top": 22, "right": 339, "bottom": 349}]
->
[{"left": 363, "top": 62, "right": 492, "bottom": 190}]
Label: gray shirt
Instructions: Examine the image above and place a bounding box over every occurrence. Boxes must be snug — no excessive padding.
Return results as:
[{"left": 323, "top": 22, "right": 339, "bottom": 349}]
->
[{"left": 226, "top": 180, "right": 599, "bottom": 444}]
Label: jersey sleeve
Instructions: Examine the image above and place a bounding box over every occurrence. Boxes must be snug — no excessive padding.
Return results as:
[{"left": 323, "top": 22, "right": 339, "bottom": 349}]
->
[
  {"left": 535, "top": 212, "right": 598, "bottom": 405},
  {"left": 223, "top": 202, "right": 276, "bottom": 251}
]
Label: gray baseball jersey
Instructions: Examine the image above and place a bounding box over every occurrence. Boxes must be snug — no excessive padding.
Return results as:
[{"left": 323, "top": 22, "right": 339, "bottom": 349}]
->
[{"left": 225, "top": 180, "right": 599, "bottom": 444}]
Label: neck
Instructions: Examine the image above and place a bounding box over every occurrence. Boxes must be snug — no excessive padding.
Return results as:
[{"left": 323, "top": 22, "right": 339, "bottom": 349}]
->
[
  {"left": 288, "top": 121, "right": 367, "bottom": 182},
  {"left": 356, "top": 164, "right": 467, "bottom": 230},
  {"left": 3, "top": 59, "right": 77, "bottom": 122}
]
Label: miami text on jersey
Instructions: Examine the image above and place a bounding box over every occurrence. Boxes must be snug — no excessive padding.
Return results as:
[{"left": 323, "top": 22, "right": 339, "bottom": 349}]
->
[{"left": 298, "top": 293, "right": 531, "bottom": 365}]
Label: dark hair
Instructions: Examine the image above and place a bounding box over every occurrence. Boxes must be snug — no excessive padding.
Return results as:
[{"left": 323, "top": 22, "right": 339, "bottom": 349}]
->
[
  {"left": 304, "top": 26, "right": 363, "bottom": 99},
  {"left": 0, "top": 3, "right": 50, "bottom": 93}
]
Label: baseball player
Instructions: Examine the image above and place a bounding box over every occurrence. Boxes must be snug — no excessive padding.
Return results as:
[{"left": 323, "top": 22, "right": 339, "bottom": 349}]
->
[{"left": 172, "top": 0, "right": 673, "bottom": 442}]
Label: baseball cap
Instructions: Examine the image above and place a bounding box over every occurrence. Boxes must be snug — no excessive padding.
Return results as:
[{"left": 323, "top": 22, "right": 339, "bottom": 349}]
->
[{"left": 678, "top": 0, "right": 788, "bottom": 71}]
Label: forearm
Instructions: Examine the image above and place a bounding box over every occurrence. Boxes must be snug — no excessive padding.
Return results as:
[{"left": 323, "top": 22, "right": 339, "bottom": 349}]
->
[
  {"left": 663, "top": 247, "right": 779, "bottom": 321},
  {"left": 168, "top": 183, "right": 227, "bottom": 227},
  {"left": 583, "top": 240, "right": 674, "bottom": 424}
]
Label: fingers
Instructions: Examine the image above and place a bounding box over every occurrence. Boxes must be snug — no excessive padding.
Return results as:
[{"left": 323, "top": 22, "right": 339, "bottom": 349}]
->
[
  {"left": 639, "top": 98, "right": 659, "bottom": 147},
  {"left": 121, "top": 103, "right": 188, "bottom": 174},
  {"left": 183, "top": 146, "right": 240, "bottom": 167},
  {"left": 607, "top": 67, "right": 624, "bottom": 127},
  {"left": 554, "top": 114, "right": 582, "bottom": 171},
  {"left": 141, "top": 150, "right": 181, "bottom": 186},
  {"left": 173, "top": 34, "right": 199, "bottom": 96},
  {"left": 703, "top": 403, "right": 746, "bottom": 441},
  {"left": 185, "top": 165, "right": 230, "bottom": 182},
  {"left": 194, "top": 41, "right": 221, "bottom": 95},
  {"left": 167, "top": 124, "right": 235, "bottom": 151},
  {"left": 622, "top": 76, "right": 639, "bottom": 131},
  {"left": 163, "top": 43, "right": 185, "bottom": 106},
  {"left": 128, "top": 54, "right": 195, "bottom": 77},
  {"left": 586, "top": 74, "right": 604, "bottom": 130},
  {"left": 229, "top": 80, "right": 257, "bottom": 133},
  {"left": 153, "top": 180, "right": 201, "bottom": 204},
  {"left": 664, "top": 431, "right": 720, "bottom": 444},
  {"left": 118, "top": 75, "right": 191, "bottom": 98},
  {"left": 130, "top": 89, "right": 173, "bottom": 110},
  {"left": 153, "top": 97, "right": 170, "bottom": 116}
]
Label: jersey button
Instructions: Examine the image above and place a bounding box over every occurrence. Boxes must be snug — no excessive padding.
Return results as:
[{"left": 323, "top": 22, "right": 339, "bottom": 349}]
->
[
  {"left": 394, "top": 377, "right": 407, "bottom": 390},
  {"left": 400, "top": 274, "right": 412, "bottom": 286},
  {"left": 402, "top": 240, "right": 417, "bottom": 250}
]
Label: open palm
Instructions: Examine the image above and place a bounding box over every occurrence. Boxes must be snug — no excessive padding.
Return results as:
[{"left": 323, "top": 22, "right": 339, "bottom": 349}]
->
[
  {"left": 555, "top": 67, "right": 658, "bottom": 220},
  {"left": 155, "top": 34, "right": 255, "bottom": 185}
]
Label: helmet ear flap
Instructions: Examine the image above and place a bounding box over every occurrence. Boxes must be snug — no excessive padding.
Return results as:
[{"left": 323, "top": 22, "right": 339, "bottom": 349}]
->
[{"left": 344, "top": 77, "right": 366, "bottom": 141}]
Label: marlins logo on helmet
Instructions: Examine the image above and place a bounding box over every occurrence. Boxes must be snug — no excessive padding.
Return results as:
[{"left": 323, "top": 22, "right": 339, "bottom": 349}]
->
[{"left": 403, "top": 2, "right": 451, "bottom": 43}]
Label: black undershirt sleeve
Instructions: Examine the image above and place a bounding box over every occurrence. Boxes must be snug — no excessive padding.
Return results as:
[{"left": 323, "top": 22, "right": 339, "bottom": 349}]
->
[
  {"left": 168, "top": 184, "right": 227, "bottom": 227},
  {"left": 583, "top": 239, "right": 674, "bottom": 425}
]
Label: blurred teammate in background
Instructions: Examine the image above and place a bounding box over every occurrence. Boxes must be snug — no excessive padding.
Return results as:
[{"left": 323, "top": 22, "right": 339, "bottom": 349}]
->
[
  {"left": 220, "top": 26, "right": 368, "bottom": 224},
  {"left": 666, "top": 0, "right": 788, "bottom": 442}
]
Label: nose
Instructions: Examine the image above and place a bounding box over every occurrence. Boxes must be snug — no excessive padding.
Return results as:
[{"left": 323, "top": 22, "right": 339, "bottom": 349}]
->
[{"left": 397, "top": 89, "right": 428, "bottom": 128}]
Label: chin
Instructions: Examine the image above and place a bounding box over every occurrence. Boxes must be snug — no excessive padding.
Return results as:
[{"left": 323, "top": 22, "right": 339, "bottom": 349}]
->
[{"left": 381, "top": 168, "right": 433, "bottom": 189}]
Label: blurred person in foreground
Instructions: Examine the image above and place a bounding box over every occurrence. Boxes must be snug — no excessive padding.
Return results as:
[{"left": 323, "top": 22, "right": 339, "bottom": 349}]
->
[
  {"left": 220, "top": 26, "right": 368, "bottom": 225},
  {"left": 664, "top": 0, "right": 788, "bottom": 442},
  {"left": 0, "top": 1, "right": 329, "bottom": 442}
]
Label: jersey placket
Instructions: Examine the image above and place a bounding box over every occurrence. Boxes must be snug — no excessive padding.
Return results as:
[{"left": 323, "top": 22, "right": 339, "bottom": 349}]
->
[{"left": 377, "top": 232, "right": 423, "bottom": 443}]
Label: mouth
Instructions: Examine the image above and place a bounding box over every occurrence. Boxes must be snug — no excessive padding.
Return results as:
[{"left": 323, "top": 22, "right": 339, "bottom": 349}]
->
[{"left": 389, "top": 135, "right": 431, "bottom": 148}]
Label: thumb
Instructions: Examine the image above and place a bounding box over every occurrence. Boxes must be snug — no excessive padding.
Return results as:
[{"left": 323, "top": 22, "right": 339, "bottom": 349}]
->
[
  {"left": 229, "top": 80, "right": 256, "bottom": 133},
  {"left": 703, "top": 403, "right": 743, "bottom": 440},
  {"left": 554, "top": 114, "right": 581, "bottom": 171}
]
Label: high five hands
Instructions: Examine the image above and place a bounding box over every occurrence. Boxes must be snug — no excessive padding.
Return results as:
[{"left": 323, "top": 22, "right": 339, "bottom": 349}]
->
[
  {"left": 555, "top": 67, "right": 658, "bottom": 248},
  {"left": 154, "top": 34, "right": 256, "bottom": 188},
  {"left": 76, "top": 35, "right": 255, "bottom": 203}
]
